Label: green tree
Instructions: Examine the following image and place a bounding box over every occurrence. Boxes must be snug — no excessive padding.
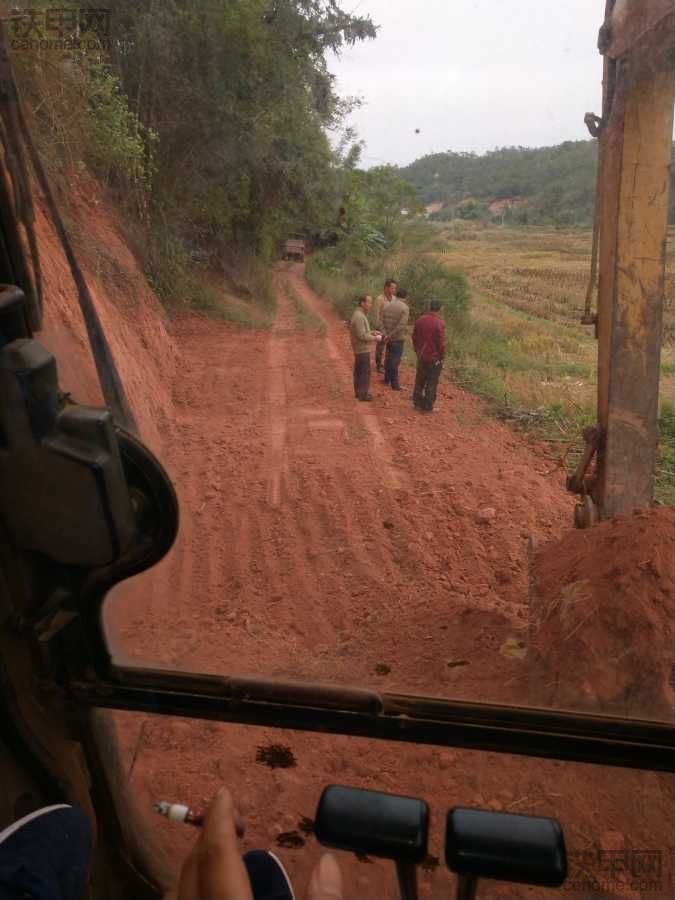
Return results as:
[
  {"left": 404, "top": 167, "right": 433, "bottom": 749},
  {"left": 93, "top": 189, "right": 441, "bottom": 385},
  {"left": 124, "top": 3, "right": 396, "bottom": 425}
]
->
[
  {"left": 107, "top": 0, "right": 376, "bottom": 254},
  {"left": 335, "top": 165, "right": 421, "bottom": 261}
]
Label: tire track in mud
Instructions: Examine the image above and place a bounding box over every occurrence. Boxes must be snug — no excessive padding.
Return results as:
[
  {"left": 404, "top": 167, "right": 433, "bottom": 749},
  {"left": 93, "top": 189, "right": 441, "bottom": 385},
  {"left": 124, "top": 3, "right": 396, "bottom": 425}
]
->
[
  {"left": 169, "top": 345, "right": 228, "bottom": 668},
  {"left": 187, "top": 360, "right": 245, "bottom": 668},
  {"left": 183, "top": 331, "right": 271, "bottom": 674},
  {"left": 265, "top": 277, "right": 300, "bottom": 510},
  {"left": 258, "top": 285, "right": 383, "bottom": 673}
]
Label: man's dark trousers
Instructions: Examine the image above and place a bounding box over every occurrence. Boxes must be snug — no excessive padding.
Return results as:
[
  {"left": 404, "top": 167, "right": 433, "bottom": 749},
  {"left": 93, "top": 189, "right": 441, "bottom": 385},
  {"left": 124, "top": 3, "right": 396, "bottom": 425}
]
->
[
  {"left": 375, "top": 338, "right": 385, "bottom": 371},
  {"left": 353, "top": 352, "right": 371, "bottom": 399},
  {"left": 413, "top": 359, "right": 442, "bottom": 410},
  {"left": 384, "top": 340, "right": 404, "bottom": 388}
]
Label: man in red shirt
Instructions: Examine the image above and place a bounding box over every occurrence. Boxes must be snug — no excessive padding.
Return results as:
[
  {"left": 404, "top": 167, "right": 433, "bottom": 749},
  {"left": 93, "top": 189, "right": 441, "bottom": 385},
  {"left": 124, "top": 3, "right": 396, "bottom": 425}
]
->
[{"left": 412, "top": 299, "right": 447, "bottom": 412}]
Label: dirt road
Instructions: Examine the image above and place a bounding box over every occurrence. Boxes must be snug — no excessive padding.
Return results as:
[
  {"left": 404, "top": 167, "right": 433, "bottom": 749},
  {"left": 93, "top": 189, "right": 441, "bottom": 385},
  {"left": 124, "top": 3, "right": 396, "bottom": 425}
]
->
[
  {"left": 108, "top": 266, "right": 671, "bottom": 899},
  {"left": 109, "top": 265, "right": 572, "bottom": 692}
]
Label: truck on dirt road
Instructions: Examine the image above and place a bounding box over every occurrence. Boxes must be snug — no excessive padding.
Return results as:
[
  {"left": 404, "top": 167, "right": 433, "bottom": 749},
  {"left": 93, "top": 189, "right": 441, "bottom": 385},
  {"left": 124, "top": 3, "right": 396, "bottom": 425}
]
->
[{"left": 282, "top": 233, "right": 306, "bottom": 262}]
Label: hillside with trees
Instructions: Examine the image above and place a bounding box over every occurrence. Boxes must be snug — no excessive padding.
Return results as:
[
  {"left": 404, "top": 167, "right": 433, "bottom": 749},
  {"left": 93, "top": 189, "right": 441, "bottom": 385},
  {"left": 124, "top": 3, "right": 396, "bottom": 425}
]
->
[
  {"left": 9, "top": 0, "right": 379, "bottom": 310},
  {"left": 400, "top": 141, "right": 675, "bottom": 226}
]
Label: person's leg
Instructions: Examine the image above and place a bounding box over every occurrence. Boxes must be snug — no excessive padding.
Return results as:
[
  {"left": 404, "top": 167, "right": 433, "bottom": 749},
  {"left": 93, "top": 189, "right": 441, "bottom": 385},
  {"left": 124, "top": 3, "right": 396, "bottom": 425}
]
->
[
  {"left": 390, "top": 341, "right": 404, "bottom": 389},
  {"left": 0, "top": 805, "right": 93, "bottom": 900},
  {"left": 353, "top": 355, "right": 359, "bottom": 397},
  {"left": 420, "top": 360, "right": 433, "bottom": 406},
  {"left": 355, "top": 353, "right": 371, "bottom": 400},
  {"left": 375, "top": 338, "right": 384, "bottom": 372},
  {"left": 413, "top": 360, "right": 426, "bottom": 407},
  {"left": 424, "top": 361, "right": 442, "bottom": 410},
  {"left": 383, "top": 342, "right": 391, "bottom": 385},
  {"left": 360, "top": 352, "right": 371, "bottom": 399},
  {"left": 244, "top": 850, "right": 296, "bottom": 900}
]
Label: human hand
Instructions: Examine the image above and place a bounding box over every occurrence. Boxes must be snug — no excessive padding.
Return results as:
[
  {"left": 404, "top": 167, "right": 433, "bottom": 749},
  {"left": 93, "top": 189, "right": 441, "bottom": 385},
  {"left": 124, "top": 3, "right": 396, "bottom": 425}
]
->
[
  {"left": 168, "top": 790, "right": 343, "bottom": 900},
  {"left": 170, "top": 788, "right": 253, "bottom": 900}
]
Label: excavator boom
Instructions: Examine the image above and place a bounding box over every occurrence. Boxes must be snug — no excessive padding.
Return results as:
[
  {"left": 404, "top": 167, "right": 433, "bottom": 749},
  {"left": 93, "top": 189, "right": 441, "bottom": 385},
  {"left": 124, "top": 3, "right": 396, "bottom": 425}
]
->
[{"left": 575, "top": 0, "right": 675, "bottom": 522}]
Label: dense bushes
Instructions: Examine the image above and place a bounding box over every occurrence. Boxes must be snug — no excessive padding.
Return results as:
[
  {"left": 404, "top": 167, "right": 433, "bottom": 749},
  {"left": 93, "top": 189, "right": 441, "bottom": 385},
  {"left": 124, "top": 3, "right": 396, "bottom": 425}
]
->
[
  {"left": 328, "top": 165, "right": 422, "bottom": 264},
  {"left": 13, "top": 40, "right": 154, "bottom": 199},
  {"left": 306, "top": 248, "right": 470, "bottom": 331},
  {"left": 393, "top": 259, "right": 469, "bottom": 325},
  {"left": 83, "top": 64, "right": 156, "bottom": 190}
]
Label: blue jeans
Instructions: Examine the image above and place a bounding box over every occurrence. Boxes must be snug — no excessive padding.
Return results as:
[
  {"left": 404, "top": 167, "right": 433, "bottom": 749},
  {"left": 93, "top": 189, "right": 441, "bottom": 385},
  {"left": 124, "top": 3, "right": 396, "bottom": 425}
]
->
[
  {"left": 384, "top": 340, "right": 404, "bottom": 388},
  {"left": 0, "top": 805, "right": 93, "bottom": 900}
]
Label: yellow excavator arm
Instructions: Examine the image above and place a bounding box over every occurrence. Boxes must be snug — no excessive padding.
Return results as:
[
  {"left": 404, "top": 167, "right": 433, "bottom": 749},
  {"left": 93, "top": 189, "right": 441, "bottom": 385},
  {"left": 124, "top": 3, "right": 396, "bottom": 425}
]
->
[{"left": 569, "top": 0, "right": 675, "bottom": 524}]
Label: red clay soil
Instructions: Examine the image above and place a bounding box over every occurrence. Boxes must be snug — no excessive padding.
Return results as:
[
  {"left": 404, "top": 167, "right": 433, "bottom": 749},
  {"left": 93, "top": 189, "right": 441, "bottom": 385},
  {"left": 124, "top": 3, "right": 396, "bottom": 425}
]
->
[
  {"left": 35, "top": 186, "right": 673, "bottom": 900},
  {"left": 106, "top": 268, "right": 576, "bottom": 702},
  {"left": 36, "top": 174, "right": 177, "bottom": 452},
  {"left": 530, "top": 507, "right": 674, "bottom": 720}
]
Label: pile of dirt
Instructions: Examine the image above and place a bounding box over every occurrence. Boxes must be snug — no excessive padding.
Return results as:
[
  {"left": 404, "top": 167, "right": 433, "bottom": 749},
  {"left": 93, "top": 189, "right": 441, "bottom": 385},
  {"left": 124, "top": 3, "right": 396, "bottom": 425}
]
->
[{"left": 529, "top": 507, "right": 674, "bottom": 720}]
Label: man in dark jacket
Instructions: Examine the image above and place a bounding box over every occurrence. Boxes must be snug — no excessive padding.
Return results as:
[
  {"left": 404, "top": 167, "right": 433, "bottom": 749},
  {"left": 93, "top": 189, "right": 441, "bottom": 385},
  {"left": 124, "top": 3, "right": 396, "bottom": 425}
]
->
[{"left": 412, "top": 299, "right": 447, "bottom": 412}]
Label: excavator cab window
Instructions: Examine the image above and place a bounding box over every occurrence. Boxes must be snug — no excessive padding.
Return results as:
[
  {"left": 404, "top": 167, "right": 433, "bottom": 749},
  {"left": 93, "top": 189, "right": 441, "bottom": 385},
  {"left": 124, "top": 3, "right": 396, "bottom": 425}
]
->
[{"left": 0, "top": 2, "right": 673, "bottom": 899}]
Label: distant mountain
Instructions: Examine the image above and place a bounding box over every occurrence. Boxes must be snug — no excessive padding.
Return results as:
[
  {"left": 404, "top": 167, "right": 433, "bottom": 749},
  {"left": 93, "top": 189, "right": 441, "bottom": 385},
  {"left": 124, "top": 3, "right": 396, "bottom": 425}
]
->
[{"left": 399, "top": 141, "right": 675, "bottom": 227}]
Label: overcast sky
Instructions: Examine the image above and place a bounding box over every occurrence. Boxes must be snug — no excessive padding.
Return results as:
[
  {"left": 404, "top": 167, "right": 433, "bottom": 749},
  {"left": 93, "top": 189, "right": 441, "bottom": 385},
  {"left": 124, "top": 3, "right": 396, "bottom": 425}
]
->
[{"left": 329, "top": 0, "right": 605, "bottom": 168}]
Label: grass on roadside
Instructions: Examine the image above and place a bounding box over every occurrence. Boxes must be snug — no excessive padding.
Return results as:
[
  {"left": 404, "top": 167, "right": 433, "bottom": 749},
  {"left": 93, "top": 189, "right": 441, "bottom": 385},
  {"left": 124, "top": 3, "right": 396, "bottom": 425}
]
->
[
  {"left": 180, "top": 271, "right": 275, "bottom": 329},
  {"left": 140, "top": 221, "right": 276, "bottom": 327},
  {"left": 656, "top": 402, "right": 675, "bottom": 506},
  {"left": 305, "top": 255, "right": 374, "bottom": 321},
  {"left": 285, "top": 282, "right": 327, "bottom": 335}
]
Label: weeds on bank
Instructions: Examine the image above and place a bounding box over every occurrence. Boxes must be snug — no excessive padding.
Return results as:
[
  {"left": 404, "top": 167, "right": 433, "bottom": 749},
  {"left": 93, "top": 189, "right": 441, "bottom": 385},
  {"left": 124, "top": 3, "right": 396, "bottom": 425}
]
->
[
  {"left": 305, "top": 243, "right": 470, "bottom": 328},
  {"left": 656, "top": 403, "right": 675, "bottom": 506},
  {"left": 142, "top": 223, "right": 275, "bottom": 328},
  {"left": 285, "top": 283, "right": 326, "bottom": 335},
  {"left": 305, "top": 257, "right": 372, "bottom": 321}
]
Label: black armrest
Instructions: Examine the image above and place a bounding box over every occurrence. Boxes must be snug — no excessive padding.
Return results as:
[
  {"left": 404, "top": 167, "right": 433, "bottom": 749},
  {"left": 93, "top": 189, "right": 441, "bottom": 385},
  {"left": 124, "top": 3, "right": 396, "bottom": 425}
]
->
[
  {"left": 315, "top": 785, "right": 429, "bottom": 863},
  {"left": 445, "top": 807, "right": 567, "bottom": 887}
]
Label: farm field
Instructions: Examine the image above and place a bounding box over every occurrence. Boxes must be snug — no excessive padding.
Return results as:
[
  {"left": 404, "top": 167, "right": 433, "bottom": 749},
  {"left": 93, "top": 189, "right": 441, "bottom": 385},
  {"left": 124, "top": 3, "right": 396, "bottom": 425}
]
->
[{"left": 424, "top": 225, "right": 675, "bottom": 503}]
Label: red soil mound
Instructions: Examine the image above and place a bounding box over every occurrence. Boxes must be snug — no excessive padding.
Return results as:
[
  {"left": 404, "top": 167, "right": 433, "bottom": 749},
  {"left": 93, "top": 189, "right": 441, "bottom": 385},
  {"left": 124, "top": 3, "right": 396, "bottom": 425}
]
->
[{"left": 529, "top": 507, "right": 674, "bottom": 720}]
